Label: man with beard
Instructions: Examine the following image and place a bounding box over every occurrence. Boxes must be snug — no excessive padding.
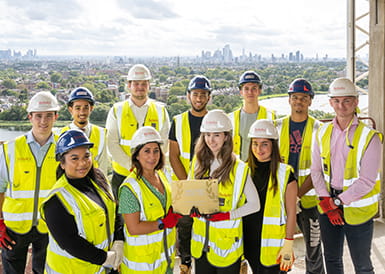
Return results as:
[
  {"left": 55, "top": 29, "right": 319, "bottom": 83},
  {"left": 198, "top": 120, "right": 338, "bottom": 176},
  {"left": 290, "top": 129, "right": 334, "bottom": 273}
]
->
[
  {"left": 275, "top": 79, "right": 325, "bottom": 274},
  {"left": 106, "top": 64, "right": 170, "bottom": 197},
  {"left": 168, "top": 75, "right": 211, "bottom": 274},
  {"left": 60, "top": 87, "right": 109, "bottom": 175}
]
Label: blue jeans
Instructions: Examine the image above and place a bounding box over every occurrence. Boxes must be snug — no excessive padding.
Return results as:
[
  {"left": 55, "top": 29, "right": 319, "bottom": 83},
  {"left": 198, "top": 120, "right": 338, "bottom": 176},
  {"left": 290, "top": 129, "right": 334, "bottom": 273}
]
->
[{"left": 319, "top": 214, "right": 374, "bottom": 274}]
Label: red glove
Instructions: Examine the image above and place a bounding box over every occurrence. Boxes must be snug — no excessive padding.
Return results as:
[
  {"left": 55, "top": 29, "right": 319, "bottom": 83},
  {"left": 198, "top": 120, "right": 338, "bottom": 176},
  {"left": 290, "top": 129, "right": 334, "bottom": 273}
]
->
[
  {"left": 189, "top": 206, "right": 201, "bottom": 218},
  {"left": 161, "top": 208, "right": 182, "bottom": 228},
  {"left": 326, "top": 208, "right": 345, "bottom": 226},
  {"left": 205, "top": 212, "right": 230, "bottom": 222},
  {"left": 0, "top": 219, "right": 15, "bottom": 250},
  {"left": 319, "top": 197, "right": 338, "bottom": 213}
]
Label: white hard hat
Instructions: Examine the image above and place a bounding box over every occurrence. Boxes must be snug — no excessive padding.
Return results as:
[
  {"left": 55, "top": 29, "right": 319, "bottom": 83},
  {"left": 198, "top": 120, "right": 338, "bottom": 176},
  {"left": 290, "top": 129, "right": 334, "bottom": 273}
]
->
[
  {"left": 127, "top": 64, "right": 152, "bottom": 81},
  {"left": 248, "top": 119, "right": 279, "bottom": 140},
  {"left": 131, "top": 126, "right": 163, "bottom": 151},
  {"left": 328, "top": 77, "right": 358, "bottom": 97},
  {"left": 200, "top": 109, "right": 232, "bottom": 132},
  {"left": 27, "top": 91, "right": 60, "bottom": 112}
]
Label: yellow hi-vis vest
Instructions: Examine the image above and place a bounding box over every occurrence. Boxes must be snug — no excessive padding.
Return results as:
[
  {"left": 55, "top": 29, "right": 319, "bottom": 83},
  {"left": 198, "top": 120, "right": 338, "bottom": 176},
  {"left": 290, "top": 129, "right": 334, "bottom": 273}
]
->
[
  {"left": 260, "top": 163, "right": 292, "bottom": 267},
  {"left": 41, "top": 174, "right": 116, "bottom": 274},
  {"left": 316, "top": 121, "right": 382, "bottom": 225},
  {"left": 189, "top": 158, "right": 248, "bottom": 267},
  {"left": 2, "top": 135, "right": 58, "bottom": 234},
  {"left": 172, "top": 111, "right": 192, "bottom": 179},
  {"left": 112, "top": 100, "right": 167, "bottom": 176},
  {"left": 119, "top": 169, "right": 176, "bottom": 273},
  {"left": 61, "top": 124, "right": 106, "bottom": 169},
  {"left": 275, "top": 116, "right": 320, "bottom": 208},
  {"left": 229, "top": 106, "right": 275, "bottom": 158}
]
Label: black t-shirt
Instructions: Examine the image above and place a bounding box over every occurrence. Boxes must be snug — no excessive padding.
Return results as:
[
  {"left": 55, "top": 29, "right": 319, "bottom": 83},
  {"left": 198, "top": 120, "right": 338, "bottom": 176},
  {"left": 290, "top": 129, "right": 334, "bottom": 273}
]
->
[
  {"left": 169, "top": 111, "right": 204, "bottom": 161},
  {"left": 288, "top": 119, "right": 307, "bottom": 174},
  {"left": 243, "top": 160, "right": 296, "bottom": 261}
]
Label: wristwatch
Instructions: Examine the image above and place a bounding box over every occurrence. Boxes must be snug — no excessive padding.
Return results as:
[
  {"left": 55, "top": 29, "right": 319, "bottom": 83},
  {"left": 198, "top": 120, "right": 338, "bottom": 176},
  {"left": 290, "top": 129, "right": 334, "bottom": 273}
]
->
[
  {"left": 333, "top": 197, "right": 342, "bottom": 206},
  {"left": 157, "top": 219, "right": 164, "bottom": 230}
]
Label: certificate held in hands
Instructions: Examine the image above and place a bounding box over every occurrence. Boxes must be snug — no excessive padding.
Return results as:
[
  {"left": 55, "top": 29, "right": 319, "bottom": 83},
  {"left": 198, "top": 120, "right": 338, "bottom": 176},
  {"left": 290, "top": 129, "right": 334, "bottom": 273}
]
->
[{"left": 171, "top": 179, "right": 219, "bottom": 215}]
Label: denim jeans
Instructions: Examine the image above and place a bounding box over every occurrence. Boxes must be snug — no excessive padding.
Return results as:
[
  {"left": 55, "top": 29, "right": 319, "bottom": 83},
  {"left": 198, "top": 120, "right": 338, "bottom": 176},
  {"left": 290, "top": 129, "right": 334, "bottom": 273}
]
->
[
  {"left": 297, "top": 206, "right": 325, "bottom": 274},
  {"left": 319, "top": 214, "right": 374, "bottom": 274},
  {"left": 1, "top": 227, "right": 48, "bottom": 274}
]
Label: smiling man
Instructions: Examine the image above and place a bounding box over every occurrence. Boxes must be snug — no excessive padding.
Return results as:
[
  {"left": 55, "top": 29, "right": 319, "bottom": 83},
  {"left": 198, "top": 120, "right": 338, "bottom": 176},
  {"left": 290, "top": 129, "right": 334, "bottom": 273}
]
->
[
  {"left": 275, "top": 79, "right": 325, "bottom": 274},
  {"left": 311, "top": 77, "right": 382, "bottom": 274},
  {"left": 168, "top": 75, "right": 211, "bottom": 274},
  {"left": 229, "top": 71, "right": 275, "bottom": 161},
  {"left": 106, "top": 64, "right": 170, "bottom": 198},
  {"left": 60, "top": 87, "right": 109, "bottom": 175},
  {"left": 0, "top": 91, "right": 60, "bottom": 274}
]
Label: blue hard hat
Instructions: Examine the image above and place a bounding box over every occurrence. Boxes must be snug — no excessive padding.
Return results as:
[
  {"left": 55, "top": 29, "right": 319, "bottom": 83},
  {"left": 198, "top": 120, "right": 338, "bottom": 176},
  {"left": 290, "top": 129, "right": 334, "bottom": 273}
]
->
[
  {"left": 188, "top": 76, "right": 211, "bottom": 93},
  {"left": 55, "top": 129, "right": 94, "bottom": 161},
  {"left": 67, "top": 87, "right": 95, "bottom": 106},
  {"left": 288, "top": 78, "right": 314, "bottom": 98},
  {"left": 239, "top": 71, "right": 262, "bottom": 88}
]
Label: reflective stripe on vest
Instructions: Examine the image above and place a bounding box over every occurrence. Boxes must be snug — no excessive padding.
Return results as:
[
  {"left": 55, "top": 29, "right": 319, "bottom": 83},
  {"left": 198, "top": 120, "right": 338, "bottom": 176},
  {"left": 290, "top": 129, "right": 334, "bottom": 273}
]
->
[
  {"left": 190, "top": 159, "right": 248, "bottom": 267},
  {"left": 41, "top": 175, "right": 115, "bottom": 273},
  {"left": 174, "top": 111, "right": 191, "bottom": 178},
  {"left": 2, "top": 135, "right": 58, "bottom": 234},
  {"left": 119, "top": 169, "right": 176, "bottom": 273},
  {"left": 112, "top": 101, "right": 166, "bottom": 176},
  {"left": 275, "top": 116, "right": 320, "bottom": 208},
  {"left": 317, "top": 121, "right": 381, "bottom": 225},
  {"left": 260, "top": 163, "right": 292, "bottom": 266},
  {"left": 61, "top": 125, "right": 106, "bottom": 169},
  {"left": 229, "top": 106, "right": 275, "bottom": 157}
]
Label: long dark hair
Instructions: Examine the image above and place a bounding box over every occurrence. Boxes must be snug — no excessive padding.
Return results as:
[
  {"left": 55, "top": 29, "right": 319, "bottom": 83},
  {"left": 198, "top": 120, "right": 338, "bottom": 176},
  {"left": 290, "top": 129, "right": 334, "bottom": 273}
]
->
[
  {"left": 247, "top": 139, "right": 281, "bottom": 195},
  {"left": 194, "top": 132, "right": 236, "bottom": 185},
  {"left": 56, "top": 152, "right": 115, "bottom": 201},
  {"left": 131, "top": 143, "right": 165, "bottom": 179}
]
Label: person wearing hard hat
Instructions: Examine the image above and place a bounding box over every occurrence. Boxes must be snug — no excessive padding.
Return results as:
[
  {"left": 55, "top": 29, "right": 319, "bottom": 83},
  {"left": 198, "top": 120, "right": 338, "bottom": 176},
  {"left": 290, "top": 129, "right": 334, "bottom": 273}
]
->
[
  {"left": 188, "top": 109, "right": 260, "bottom": 273},
  {"left": 60, "top": 87, "right": 109, "bottom": 175},
  {"left": 40, "top": 129, "right": 124, "bottom": 273},
  {"left": 118, "top": 126, "right": 181, "bottom": 273},
  {"left": 229, "top": 70, "right": 276, "bottom": 162},
  {"left": 0, "top": 91, "right": 60, "bottom": 273},
  {"left": 243, "top": 119, "right": 298, "bottom": 273},
  {"left": 168, "top": 75, "right": 211, "bottom": 274},
  {"left": 311, "top": 77, "right": 382, "bottom": 273},
  {"left": 106, "top": 64, "right": 170, "bottom": 198},
  {"left": 274, "top": 79, "right": 325, "bottom": 273}
]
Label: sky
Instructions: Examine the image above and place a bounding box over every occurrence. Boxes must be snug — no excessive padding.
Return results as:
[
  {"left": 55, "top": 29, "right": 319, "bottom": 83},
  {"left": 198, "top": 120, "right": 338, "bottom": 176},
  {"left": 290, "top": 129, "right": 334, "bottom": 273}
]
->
[{"left": 0, "top": 0, "right": 370, "bottom": 58}]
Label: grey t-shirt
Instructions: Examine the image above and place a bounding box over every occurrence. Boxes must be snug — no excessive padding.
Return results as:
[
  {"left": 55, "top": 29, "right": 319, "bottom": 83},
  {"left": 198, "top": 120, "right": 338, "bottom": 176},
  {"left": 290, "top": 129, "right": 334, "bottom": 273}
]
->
[{"left": 240, "top": 110, "right": 258, "bottom": 161}]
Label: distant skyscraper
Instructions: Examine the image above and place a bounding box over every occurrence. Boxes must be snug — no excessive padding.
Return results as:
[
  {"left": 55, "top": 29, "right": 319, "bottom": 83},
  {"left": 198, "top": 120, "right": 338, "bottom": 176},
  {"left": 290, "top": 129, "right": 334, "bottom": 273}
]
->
[{"left": 223, "top": 44, "right": 233, "bottom": 63}]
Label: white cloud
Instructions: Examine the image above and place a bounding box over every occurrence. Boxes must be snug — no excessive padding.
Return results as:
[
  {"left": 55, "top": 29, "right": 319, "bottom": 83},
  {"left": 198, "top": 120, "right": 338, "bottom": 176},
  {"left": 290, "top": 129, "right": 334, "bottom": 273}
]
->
[{"left": 0, "top": 0, "right": 368, "bottom": 58}]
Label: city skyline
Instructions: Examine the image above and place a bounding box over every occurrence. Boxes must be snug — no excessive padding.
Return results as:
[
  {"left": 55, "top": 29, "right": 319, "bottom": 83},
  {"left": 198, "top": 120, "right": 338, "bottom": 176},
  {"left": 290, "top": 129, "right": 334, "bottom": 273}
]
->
[{"left": 0, "top": 0, "right": 369, "bottom": 58}]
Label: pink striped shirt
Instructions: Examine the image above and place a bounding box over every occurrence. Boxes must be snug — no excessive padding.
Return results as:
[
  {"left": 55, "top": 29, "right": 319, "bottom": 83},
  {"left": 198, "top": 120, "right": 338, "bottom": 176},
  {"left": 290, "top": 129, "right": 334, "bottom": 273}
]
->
[{"left": 311, "top": 116, "right": 382, "bottom": 205}]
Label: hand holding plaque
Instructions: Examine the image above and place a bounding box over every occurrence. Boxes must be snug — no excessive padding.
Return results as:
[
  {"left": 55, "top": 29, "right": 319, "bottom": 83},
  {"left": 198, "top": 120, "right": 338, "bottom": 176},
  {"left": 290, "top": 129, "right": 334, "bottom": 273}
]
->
[{"left": 171, "top": 179, "right": 219, "bottom": 215}]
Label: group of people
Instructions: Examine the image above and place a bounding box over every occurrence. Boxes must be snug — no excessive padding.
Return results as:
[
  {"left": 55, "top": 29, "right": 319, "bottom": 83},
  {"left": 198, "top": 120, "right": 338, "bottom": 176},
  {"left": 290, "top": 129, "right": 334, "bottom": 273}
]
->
[{"left": 0, "top": 63, "right": 382, "bottom": 274}]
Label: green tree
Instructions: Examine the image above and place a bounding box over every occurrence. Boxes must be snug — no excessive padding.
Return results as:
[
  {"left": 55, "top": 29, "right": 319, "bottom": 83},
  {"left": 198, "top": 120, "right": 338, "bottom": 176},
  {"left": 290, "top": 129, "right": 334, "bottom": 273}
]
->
[
  {"left": 0, "top": 105, "right": 28, "bottom": 121},
  {"left": 2, "top": 79, "right": 17, "bottom": 89},
  {"left": 50, "top": 72, "right": 62, "bottom": 83},
  {"left": 36, "top": 81, "right": 51, "bottom": 89},
  {"left": 90, "top": 103, "right": 111, "bottom": 123}
]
